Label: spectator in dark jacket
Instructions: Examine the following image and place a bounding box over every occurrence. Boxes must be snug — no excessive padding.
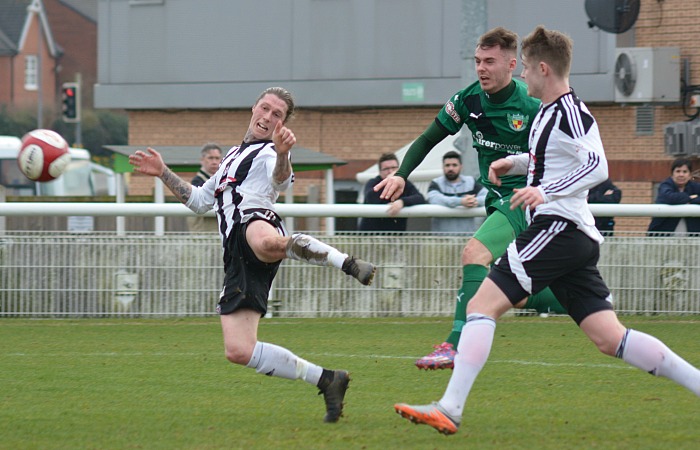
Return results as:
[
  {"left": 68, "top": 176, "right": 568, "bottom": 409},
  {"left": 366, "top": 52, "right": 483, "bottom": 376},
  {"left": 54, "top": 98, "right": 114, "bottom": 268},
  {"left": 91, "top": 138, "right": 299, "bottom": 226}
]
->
[
  {"left": 647, "top": 158, "right": 700, "bottom": 236},
  {"left": 359, "top": 153, "right": 425, "bottom": 232},
  {"left": 187, "top": 143, "right": 222, "bottom": 232},
  {"left": 587, "top": 178, "right": 622, "bottom": 236}
]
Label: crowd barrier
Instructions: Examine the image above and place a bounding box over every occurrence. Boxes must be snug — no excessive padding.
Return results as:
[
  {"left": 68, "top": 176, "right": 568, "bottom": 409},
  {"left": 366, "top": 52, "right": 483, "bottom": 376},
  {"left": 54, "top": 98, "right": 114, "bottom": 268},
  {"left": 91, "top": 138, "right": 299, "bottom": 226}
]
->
[{"left": 0, "top": 232, "right": 697, "bottom": 318}]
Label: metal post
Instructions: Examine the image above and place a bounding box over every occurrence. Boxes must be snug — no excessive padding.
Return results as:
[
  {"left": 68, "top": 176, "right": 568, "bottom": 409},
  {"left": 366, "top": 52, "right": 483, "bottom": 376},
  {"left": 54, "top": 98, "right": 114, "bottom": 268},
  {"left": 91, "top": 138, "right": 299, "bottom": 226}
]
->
[
  {"left": 33, "top": 3, "right": 43, "bottom": 129},
  {"left": 74, "top": 73, "right": 83, "bottom": 147},
  {"left": 325, "top": 169, "right": 335, "bottom": 236},
  {"left": 0, "top": 185, "right": 6, "bottom": 234},
  {"left": 154, "top": 178, "right": 165, "bottom": 236},
  {"left": 116, "top": 173, "right": 126, "bottom": 236}
]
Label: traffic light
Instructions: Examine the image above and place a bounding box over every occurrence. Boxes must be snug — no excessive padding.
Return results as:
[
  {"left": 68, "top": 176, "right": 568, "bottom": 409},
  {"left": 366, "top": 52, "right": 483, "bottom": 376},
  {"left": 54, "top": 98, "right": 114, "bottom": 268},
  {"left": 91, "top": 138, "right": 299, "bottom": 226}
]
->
[{"left": 61, "top": 82, "right": 80, "bottom": 123}]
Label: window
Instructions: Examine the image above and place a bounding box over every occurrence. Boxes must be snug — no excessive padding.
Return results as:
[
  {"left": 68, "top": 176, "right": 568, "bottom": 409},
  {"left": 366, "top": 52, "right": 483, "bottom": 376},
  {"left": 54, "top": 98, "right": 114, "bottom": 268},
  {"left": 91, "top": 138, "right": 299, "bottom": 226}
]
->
[{"left": 24, "top": 55, "right": 38, "bottom": 91}]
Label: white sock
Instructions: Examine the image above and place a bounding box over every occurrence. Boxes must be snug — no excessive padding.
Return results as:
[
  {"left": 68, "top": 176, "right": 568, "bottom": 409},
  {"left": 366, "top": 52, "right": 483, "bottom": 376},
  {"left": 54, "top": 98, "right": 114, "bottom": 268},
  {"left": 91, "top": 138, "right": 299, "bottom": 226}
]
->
[
  {"left": 618, "top": 329, "right": 700, "bottom": 396},
  {"left": 439, "top": 313, "right": 496, "bottom": 419},
  {"left": 285, "top": 233, "right": 348, "bottom": 268},
  {"left": 246, "top": 341, "right": 323, "bottom": 385}
]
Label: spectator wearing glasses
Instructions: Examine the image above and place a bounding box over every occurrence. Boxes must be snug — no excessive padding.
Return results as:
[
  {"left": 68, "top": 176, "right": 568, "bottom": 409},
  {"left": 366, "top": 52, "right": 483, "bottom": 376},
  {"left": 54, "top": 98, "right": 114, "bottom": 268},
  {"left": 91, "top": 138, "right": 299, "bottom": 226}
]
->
[{"left": 358, "top": 152, "right": 425, "bottom": 233}]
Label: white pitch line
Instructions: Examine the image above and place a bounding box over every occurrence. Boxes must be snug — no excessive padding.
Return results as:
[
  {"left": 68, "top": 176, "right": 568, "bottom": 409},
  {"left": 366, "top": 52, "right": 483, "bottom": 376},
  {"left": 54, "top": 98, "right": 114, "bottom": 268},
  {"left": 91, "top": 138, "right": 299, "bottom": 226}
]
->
[
  {"left": 3, "top": 351, "right": 634, "bottom": 370},
  {"left": 302, "top": 352, "right": 636, "bottom": 370}
]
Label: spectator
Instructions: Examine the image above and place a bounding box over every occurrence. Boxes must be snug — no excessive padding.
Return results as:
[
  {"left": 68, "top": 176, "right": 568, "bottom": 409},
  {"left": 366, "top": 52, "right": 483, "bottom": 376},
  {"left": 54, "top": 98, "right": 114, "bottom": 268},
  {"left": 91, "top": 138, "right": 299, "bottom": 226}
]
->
[
  {"left": 358, "top": 153, "right": 425, "bottom": 233},
  {"left": 187, "top": 143, "right": 222, "bottom": 232},
  {"left": 647, "top": 158, "right": 700, "bottom": 236},
  {"left": 428, "top": 151, "right": 487, "bottom": 234},
  {"left": 587, "top": 178, "right": 622, "bottom": 236}
]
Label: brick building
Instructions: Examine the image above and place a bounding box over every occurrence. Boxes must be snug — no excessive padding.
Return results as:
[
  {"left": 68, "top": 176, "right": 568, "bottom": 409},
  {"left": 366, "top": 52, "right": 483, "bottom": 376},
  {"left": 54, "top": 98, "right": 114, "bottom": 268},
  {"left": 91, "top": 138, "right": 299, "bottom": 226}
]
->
[
  {"left": 0, "top": 0, "right": 96, "bottom": 122},
  {"left": 110, "top": 1, "right": 700, "bottom": 234}
]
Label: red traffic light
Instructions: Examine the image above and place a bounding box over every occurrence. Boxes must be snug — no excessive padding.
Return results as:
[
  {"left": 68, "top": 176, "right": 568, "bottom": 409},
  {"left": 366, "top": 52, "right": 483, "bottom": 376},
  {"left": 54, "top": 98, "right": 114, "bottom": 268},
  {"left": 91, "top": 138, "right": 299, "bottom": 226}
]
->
[{"left": 61, "top": 82, "right": 80, "bottom": 122}]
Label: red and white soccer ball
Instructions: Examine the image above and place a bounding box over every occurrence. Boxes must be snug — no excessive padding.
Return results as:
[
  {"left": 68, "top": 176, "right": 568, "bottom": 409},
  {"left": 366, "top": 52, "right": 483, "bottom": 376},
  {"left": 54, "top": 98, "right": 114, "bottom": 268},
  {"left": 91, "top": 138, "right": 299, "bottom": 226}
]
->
[{"left": 17, "top": 129, "right": 71, "bottom": 182}]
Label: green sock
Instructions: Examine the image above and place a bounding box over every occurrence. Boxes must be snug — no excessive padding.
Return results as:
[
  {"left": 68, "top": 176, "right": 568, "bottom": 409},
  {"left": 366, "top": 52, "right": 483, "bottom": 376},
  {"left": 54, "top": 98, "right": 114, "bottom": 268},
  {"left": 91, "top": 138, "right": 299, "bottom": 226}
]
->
[
  {"left": 445, "top": 264, "right": 489, "bottom": 347},
  {"left": 524, "top": 288, "right": 566, "bottom": 314}
]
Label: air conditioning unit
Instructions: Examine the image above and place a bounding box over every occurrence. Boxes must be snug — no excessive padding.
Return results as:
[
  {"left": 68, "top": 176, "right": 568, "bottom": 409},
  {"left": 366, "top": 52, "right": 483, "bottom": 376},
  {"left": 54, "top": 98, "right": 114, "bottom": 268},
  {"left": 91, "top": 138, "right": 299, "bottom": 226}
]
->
[
  {"left": 614, "top": 47, "right": 680, "bottom": 103},
  {"left": 664, "top": 122, "right": 690, "bottom": 157},
  {"left": 687, "top": 120, "right": 700, "bottom": 156}
]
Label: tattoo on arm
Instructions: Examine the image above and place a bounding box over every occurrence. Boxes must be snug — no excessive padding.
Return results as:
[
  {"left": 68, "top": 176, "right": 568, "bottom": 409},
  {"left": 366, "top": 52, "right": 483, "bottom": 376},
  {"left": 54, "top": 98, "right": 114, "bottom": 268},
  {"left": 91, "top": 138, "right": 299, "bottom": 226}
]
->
[
  {"left": 272, "top": 154, "right": 292, "bottom": 185},
  {"left": 160, "top": 167, "right": 192, "bottom": 204}
]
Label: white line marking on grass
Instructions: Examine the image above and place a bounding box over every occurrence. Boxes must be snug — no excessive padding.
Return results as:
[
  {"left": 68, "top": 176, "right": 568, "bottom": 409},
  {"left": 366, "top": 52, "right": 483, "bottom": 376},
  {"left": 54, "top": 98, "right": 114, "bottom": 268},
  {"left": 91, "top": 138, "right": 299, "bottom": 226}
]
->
[
  {"left": 3, "top": 351, "right": 634, "bottom": 370},
  {"left": 301, "top": 352, "right": 636, "bottom": 370}
]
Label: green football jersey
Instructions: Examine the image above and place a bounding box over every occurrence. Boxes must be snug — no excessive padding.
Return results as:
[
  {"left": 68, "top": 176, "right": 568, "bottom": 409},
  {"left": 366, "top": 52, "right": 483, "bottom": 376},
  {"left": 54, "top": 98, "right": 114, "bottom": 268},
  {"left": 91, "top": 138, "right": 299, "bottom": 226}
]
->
[{"left": 436, "top": 79, "right": 540, "bottom": 208}]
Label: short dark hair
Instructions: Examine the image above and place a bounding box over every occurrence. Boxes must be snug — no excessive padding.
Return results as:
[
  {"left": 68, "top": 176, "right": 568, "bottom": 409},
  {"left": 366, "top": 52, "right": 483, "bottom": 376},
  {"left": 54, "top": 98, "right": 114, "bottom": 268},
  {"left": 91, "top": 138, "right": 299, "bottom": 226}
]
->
[
  {"left": 671, "top": 158, "right": 692, "bottom": 172},
  {"left": 477, "top": 27, "right": 519, "bottom": 55},
  {"left": 442, "top": 150, "right": 461, "bottom": 163},
  {"left": 200, "top": 143, "right": 221, "bottom": 157},
  {"left": 378, "top": 152, "right": 398, "bottom": 165}
]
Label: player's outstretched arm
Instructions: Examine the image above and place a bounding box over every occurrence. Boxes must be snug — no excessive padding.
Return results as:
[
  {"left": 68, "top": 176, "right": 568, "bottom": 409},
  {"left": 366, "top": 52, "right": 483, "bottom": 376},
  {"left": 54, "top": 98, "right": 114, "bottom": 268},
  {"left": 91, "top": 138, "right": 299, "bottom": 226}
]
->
[
  {"left": 129, "top": 147, "right": 166, "bottom": 177},
  {"left": 129, "top": 147, "right": 192, "bottom": 205}
]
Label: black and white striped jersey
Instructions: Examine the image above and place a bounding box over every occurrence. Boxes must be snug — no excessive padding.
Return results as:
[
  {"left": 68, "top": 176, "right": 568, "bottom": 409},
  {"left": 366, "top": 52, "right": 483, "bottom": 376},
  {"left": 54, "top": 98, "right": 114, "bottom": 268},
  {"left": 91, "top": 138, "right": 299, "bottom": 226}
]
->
[
  {"left": 185, "top": 140, "right": 293, "bottom": 241},
  {"left": 507, "top": 91, "right": 608, "bottom": 243}
]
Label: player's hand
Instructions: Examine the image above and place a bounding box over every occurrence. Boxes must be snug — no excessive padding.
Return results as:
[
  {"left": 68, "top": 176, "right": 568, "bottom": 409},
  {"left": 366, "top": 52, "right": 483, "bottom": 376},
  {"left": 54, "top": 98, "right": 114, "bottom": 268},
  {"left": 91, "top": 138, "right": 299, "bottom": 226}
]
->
[
  {"left": 488, "top": 158, "right": 514, "bottom": 186},
  {"left": 129, "top": 147, "right": 166, "bottom": 177},
  {"left": 387, "top": 199, "right": 404, "bottom": 216},
  {"left": 375, "top": 175, "right": 406, "bottom": 202},
  {"left": 510, "top": 186, "right": 544, "bottom": 210},
  {"left": 273, "top": 121, "right": 296, "bottom": 155},
  {"left": 461, "top": 194, "right": 478, "bottom": 208}
]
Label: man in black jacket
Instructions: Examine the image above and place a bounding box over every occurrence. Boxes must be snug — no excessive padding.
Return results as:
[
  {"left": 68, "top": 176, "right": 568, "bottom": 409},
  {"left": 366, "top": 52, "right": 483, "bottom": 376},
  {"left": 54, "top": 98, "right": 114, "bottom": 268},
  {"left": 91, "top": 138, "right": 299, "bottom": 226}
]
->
[
  {"left": 648, "top": 158, "right": 700, "bottom": 236},
  {"left": 587, "top": 178, "right": 622, "bottom": 236},
  {"left": 359, "top": 152, "right": 425, "bottom": 232}
]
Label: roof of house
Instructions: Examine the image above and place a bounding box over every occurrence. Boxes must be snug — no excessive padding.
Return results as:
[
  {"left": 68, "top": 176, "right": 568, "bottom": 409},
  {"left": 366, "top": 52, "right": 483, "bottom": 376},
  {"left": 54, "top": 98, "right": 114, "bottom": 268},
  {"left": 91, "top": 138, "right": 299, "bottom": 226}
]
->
[
  {"left": 0, "top": 0, "right": 32, "bottom": 55},
  {"left": 58, "top": 0, "right": 97, "bottom": 22},
  {"left": 0, "top": 27, "right": 17, "bottom": 55},
  {"left": 103, "top": 145, "right": 347, "bottom": 174},
  {"left": 0, "top": 0, "right": 59, "bottom": 57}
]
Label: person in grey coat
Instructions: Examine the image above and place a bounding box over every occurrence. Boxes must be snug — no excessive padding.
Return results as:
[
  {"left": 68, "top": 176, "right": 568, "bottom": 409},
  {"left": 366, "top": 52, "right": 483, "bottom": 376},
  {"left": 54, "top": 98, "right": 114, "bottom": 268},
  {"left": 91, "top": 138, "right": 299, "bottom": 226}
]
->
[{"left": 428, "top": 151, "right": 487, "bottom": 233}]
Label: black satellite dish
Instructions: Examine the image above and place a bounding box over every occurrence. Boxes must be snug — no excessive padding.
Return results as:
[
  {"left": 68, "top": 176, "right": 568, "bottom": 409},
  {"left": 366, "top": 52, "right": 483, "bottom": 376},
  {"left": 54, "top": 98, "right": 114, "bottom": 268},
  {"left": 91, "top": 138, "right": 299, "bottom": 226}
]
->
[{"left": 585, "top": 0, "right": 640, "bottom": 34}]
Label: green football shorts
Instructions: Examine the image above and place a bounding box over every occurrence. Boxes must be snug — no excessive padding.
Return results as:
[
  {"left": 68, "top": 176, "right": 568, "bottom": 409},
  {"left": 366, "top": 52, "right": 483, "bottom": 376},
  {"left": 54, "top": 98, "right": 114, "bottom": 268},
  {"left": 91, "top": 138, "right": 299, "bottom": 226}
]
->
[{"left": 473, "top": 202, "right": 527, "bottom": 261}]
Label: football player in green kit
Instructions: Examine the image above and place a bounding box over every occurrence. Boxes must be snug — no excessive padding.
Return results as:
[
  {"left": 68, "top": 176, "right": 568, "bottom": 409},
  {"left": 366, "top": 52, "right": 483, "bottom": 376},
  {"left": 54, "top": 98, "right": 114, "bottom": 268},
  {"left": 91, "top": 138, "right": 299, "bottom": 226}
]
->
[{"left": 375, "top": 27, "right": 566, "bottom": 370}]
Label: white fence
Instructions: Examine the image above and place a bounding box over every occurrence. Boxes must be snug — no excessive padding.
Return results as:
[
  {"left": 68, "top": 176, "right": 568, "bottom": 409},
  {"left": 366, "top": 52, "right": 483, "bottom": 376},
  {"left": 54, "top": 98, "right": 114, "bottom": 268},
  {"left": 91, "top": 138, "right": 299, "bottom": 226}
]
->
[
  {"left": 1, "top": 202, "right": 699, "bottom": 317},
  {"left": 0, "top": 231, "right": 698, "bottom": 318}
]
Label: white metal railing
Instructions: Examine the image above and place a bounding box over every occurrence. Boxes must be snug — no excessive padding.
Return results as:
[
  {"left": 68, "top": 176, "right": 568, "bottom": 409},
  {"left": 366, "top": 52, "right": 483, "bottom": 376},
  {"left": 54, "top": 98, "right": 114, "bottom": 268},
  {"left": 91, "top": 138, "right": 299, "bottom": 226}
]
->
[
  {"left": 0, "top": 232, "right": 698, "bottom": 318},
  {"left": 1, "top": 202, "right": 699, "bottom": 317},
  {"left": 2, "top": 202, "right": 700, "bottom": 218}
]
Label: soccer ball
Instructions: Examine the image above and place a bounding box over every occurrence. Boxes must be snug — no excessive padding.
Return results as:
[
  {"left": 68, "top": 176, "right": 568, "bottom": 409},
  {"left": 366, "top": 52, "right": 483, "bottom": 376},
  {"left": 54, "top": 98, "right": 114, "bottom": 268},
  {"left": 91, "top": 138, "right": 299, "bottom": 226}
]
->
[{"left": 17, "top": 129, "right": 71, "bottom": 182}]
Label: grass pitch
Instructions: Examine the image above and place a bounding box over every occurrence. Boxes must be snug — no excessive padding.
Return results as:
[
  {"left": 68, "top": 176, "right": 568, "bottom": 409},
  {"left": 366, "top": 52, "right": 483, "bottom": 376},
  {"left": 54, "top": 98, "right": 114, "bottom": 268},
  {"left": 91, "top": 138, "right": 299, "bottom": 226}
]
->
[{"left": 1, "top": 316, "right": 699, "bottom": 449}]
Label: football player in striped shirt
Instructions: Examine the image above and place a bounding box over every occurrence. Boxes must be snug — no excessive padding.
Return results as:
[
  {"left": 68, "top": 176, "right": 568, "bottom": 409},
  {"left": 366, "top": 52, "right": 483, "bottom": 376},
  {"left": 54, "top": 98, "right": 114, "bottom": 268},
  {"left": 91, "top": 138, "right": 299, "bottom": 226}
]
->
[
  {"left": 394, "top": 26, "right": 700, "bottom": 436},
  {"left": 129, "top": 87, "right": 376, "bottom": 423}
]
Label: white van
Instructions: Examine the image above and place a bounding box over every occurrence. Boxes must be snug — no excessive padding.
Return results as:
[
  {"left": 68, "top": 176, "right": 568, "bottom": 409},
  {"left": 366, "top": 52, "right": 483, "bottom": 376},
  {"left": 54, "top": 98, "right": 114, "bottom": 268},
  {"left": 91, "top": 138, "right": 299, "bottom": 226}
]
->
[{"left": 0, "top": 135, "right": 116, "bottom": 197}]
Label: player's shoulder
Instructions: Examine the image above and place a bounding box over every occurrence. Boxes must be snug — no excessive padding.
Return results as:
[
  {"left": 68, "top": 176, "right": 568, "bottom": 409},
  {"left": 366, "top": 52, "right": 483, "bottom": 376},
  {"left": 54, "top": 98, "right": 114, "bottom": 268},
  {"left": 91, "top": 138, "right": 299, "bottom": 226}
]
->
[
  {"left": 447, "top": 80, "right": 483, "bottom": 105},
  {"left": 554, "top": 92, "right": 597, "bottom": 137}
]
